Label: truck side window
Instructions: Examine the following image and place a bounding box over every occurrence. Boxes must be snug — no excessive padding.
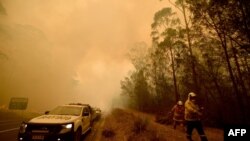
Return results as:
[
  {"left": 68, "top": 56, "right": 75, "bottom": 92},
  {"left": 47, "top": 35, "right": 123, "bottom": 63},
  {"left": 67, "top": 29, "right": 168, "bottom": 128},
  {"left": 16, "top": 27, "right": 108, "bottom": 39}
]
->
[{"left": 82, "top": 107, "right": 89, "bottom": 116}]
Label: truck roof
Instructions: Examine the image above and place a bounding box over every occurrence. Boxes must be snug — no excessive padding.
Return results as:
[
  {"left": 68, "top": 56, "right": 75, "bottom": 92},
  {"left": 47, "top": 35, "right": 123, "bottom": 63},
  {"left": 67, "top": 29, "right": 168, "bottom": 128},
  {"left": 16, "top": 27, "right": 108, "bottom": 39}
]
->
[{"left": 67, "top": 103, "right": 91, "bottom": 107}]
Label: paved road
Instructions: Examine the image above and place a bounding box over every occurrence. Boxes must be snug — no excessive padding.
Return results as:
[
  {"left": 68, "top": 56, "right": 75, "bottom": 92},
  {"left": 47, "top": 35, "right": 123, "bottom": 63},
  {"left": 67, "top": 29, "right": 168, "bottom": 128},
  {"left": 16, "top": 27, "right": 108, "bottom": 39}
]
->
[
  {"left": 0, "top": 118, "right": 105, "bottom": 141},
  {"left": 0, "top": 120, "right": 21, "bottom": 141}
]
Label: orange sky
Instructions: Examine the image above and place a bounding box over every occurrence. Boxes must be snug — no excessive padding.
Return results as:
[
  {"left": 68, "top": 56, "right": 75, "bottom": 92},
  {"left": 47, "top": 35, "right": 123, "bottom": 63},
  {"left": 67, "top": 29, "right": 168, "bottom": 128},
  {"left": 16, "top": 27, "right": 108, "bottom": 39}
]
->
[{"left": 0, "top": 0, "right": 171, "bottom": 112}]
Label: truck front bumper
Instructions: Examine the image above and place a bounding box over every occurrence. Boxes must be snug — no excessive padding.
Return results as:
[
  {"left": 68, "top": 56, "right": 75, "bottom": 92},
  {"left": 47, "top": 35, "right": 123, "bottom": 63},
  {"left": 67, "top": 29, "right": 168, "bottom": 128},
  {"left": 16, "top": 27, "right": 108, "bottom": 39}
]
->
[{"left": 18, "top": 131, "right": 74, "bottom": 141}]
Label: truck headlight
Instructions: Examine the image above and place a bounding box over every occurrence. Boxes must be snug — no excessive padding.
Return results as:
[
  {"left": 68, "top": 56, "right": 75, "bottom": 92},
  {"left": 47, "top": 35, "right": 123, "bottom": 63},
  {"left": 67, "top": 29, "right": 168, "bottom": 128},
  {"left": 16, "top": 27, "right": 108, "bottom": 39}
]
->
[
  {"left": 19, "top": 123, "right": 27, "bottom": 133},
  {"left": 64, "top": 123, "right": 73, "bottom": 129},
  {"left": 60, "top": 123, "right": 73, "bottom": 134}
]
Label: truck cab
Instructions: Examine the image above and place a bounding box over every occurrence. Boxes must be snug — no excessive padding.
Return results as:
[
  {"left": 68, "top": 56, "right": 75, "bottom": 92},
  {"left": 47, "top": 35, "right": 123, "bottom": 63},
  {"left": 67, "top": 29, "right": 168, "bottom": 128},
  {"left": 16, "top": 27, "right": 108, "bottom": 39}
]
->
[{"left": 18, "top": 103, "right": 92, "bottom": 141}]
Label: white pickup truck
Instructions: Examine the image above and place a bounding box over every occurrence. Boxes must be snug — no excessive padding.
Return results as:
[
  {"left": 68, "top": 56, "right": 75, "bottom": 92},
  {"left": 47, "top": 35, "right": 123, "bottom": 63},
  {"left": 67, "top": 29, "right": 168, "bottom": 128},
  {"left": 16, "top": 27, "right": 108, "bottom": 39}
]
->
[{"left": 18, "top": 103, "right": 93, "bottom": 141}]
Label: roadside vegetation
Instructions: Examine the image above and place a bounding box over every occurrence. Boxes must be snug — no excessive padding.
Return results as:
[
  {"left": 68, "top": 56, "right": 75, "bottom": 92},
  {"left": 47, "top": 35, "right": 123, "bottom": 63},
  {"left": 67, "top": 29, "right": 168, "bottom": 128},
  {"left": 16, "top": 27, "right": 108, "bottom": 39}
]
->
[
  {"left": 120, "top": 0, "right": 250, "bottom": 126},
  {"left": 101, "top": 108, "right": 223, "bottom": 141}
]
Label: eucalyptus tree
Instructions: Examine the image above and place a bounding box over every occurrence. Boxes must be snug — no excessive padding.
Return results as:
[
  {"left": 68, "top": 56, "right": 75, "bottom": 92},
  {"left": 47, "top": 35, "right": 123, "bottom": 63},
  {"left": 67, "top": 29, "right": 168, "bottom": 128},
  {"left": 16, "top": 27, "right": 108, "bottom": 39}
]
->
[
  {"left": 147, "top": 43, "right": 173, "bottom": 106},
  {"left": 185, "top": 0, "right": 250, "bottom": 123},
  {"left": 120, "top": 69, "right": 151, "bottom": 111},
  {"left": 159, "top": 0, "right": 201, "bottom": 94},
  {"left": 151, "top": 7, "right": 186, "bottom": 102},
  {"left": 120, "top": 42, "right": 153, "bottom": 111}
]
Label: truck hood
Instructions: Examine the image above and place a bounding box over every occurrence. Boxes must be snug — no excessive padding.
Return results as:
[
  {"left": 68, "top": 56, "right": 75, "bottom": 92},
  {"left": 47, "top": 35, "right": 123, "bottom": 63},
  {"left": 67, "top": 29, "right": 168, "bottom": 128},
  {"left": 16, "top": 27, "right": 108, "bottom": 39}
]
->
[{"left": 28, "top": 115, "right": 79, "bottom": 124}]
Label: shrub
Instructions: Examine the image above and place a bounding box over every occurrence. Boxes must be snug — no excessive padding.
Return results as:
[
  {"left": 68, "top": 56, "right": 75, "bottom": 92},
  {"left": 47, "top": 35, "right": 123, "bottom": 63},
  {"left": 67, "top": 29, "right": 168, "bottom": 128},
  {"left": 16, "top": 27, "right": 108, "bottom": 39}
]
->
[
  {"left": 102, "top": 127, "right": 116, "bottom": 138},
  {"left": 132, "top": 116, "right": 149, "bottom": 134}
]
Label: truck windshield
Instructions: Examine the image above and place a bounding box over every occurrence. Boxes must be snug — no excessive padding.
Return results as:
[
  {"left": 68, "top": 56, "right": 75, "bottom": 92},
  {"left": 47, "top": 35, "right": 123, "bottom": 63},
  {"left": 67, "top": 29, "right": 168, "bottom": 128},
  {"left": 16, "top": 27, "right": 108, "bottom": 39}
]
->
[{"left": 49, "top": 106, "right": 82, "bottom": 116}]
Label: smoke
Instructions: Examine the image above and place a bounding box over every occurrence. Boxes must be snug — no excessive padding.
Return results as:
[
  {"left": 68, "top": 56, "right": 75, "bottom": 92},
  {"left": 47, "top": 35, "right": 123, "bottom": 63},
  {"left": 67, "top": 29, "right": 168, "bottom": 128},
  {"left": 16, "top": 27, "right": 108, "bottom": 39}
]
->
[{"left": 0, "top": 0, "right": 169, "bottom": 112}]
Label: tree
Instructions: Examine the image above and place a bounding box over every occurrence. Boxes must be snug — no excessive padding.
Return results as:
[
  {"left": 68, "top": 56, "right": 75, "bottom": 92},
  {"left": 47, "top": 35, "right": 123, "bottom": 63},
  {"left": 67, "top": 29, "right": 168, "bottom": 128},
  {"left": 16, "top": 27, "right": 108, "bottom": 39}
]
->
[
  {"left": 151, "top": 7, "right": 183, "bottom": 102},
  {"left": 185, "top": 0, "right": 250, "bottom": 123}
]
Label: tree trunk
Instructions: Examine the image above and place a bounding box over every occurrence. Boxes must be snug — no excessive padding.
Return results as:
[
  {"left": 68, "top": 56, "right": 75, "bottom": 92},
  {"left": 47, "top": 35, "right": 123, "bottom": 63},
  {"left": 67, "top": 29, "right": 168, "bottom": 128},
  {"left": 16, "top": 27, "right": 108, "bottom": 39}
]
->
[
  {"left": 231, "top": 40, "right": 248, "bottom": 97},
  {"left": 169, "top": 46, "right": 179, "bottom": 102},
  {"left": 239, "top": 0, "right": 250, "bottom": 43},
  {"left": 220, "top": 33, "right": 246, "bottom": 123},
  {"left": 182, "top": 4, "right": 199, "bottom": 94}
]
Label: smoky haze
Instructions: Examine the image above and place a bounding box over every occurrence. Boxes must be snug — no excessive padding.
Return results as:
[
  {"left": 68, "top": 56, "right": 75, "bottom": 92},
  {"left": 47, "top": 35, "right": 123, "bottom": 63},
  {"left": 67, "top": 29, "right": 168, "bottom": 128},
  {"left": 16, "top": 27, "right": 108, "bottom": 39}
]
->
[{"left": 0, "top": 0, "right": 169, "bottom": 112}]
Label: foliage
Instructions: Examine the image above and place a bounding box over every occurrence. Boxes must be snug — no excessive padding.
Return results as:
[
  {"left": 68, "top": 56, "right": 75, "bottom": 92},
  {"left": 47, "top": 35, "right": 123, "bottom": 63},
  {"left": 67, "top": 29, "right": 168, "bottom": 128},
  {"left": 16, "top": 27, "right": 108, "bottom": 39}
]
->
[{"left": 121, "top": 0, "right": 250, "bottom": 125}]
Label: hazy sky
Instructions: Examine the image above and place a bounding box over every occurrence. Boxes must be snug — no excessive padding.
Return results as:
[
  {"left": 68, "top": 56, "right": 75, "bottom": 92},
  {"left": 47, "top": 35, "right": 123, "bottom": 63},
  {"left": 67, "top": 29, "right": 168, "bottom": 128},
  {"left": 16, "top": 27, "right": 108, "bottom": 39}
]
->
[{"left": 0, "top": 0, "right": 170, "bottom": 112}]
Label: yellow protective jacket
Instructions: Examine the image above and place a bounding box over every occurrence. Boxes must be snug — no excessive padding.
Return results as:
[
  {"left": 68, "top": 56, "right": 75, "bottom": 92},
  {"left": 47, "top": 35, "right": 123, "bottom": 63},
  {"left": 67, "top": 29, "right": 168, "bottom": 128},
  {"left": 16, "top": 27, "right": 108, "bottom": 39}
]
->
[{"left": 184, "top": 96, "right": 202, "bottom": 121}]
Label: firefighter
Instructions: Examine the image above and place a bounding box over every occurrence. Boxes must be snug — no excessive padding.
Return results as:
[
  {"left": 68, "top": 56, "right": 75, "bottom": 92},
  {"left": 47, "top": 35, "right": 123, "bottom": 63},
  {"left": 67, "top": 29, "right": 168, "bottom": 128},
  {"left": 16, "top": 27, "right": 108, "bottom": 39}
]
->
[
  {"left": 170, "top": 100, "right": 185, "bottom": 129},
  {"left": 185, "top": 92, "right": 208, "bottom": 141}
]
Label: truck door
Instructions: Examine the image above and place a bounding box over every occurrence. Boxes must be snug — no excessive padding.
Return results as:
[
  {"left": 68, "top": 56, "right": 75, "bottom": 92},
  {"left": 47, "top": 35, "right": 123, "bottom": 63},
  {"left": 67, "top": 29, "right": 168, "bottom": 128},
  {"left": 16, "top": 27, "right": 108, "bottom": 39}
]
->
[{"left": 82, "top": 107, "right": 91, "bottom": 133}]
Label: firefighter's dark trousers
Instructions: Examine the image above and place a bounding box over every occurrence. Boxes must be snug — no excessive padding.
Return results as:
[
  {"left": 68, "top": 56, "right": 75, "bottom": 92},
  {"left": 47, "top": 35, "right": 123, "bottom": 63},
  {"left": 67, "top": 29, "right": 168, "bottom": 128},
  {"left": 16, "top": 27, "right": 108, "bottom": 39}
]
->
[{"left": 186, "top": 120, "right": 208, "bottom": 141}]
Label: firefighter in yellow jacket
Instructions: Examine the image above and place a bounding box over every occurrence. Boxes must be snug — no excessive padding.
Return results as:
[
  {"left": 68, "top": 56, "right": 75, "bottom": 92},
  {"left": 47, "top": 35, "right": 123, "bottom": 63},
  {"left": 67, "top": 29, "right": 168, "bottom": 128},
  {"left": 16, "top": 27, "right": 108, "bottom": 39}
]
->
[
  {"left": 170, "top": 100, "right": 185, "bottom": 129},
  {"left": 185, "top": 92, "right": 208, "bottom": 141}
]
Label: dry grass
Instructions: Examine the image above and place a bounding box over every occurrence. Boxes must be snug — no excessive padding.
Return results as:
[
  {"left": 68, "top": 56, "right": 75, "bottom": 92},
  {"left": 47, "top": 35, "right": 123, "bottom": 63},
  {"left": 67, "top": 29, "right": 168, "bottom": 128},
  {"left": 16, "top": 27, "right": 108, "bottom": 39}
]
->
[
  {"left": 132, "top": 116, "right": 149, "bottom": 134},
  {"left": 101, "top": 108, "right": 223, "bottom": 141},
  {"left": 101, "top": 108, "right": 168, "bottom": 141}
]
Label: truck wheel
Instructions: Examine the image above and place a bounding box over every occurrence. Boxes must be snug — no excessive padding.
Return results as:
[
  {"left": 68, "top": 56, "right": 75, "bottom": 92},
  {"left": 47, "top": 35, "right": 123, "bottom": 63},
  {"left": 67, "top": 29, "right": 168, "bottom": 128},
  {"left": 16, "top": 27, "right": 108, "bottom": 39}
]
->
[{"left": 74, "top": 128, "right": 81, "bottom": 141}]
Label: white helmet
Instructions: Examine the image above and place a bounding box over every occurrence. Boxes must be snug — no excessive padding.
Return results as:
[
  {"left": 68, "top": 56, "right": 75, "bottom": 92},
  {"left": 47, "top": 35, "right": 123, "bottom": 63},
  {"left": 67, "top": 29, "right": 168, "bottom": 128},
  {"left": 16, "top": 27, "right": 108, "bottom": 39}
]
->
[
  {"left": 177, "top": 100, "right": 183, "bottom": 106},
  {"left": 188, "top": 92, "right": 197, "bottom": 100},
  {"left": 189, "top": 92, "right": 196, "bottom": 97}
]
